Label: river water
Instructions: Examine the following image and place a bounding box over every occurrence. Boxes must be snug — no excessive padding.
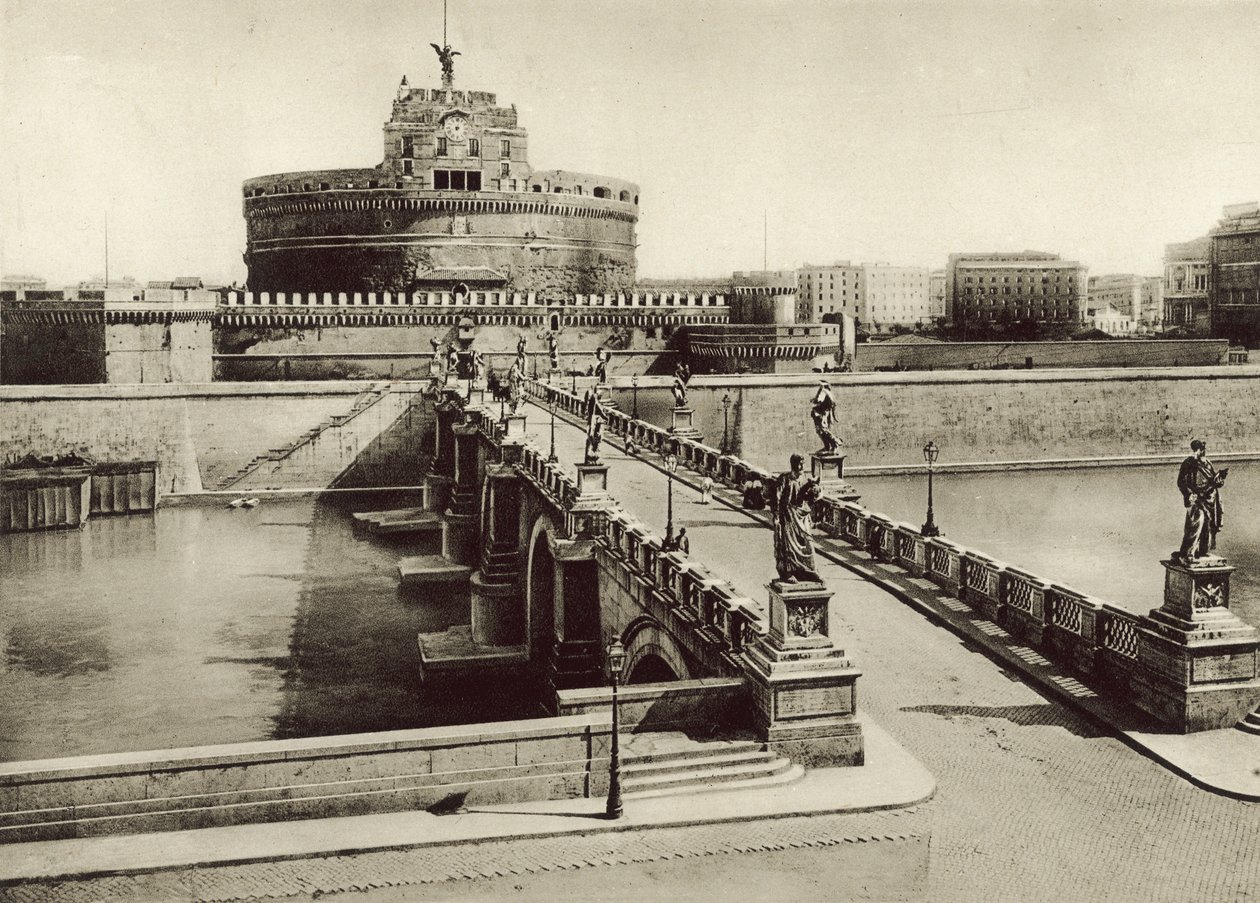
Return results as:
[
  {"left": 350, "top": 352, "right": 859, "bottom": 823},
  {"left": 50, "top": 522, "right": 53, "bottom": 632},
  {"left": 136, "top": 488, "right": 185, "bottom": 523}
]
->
[
  {"left": 856, "top": 460, "right": 1260, "bottom": 627},
  {"left": 0, "top": 491, "right": 539, "bottom": 763}
]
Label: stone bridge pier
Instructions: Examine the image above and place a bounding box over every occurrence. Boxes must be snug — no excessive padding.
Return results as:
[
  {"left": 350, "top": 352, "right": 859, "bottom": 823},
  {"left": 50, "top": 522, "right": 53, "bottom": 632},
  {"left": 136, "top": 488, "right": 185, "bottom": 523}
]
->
[{"left": 414, "top": 381, "right": 866, "bottom": 768}]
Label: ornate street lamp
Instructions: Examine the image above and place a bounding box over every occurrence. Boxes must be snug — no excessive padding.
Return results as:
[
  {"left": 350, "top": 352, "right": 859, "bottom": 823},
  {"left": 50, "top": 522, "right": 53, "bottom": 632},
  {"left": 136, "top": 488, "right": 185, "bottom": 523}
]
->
[
  {"left": 548, "top": 397, "right": 558, "bottom": 463},
  {"left": 664, "top": 453, "right": 679, "bottom": 548},
  {"left": 605, "top": 637, "right": 627, "bottom": 820},
  {"left": 571, "top": 371, "right": 577, "bottom": 394},
  {"left": 721, "top": 392, "right": 732, "bottom": 454},
  {"left": 922, "top": 440, "right": 941, "bottom": 537},
  {"left": 631, "top": 374, "right": 639, "bottom": 419}
]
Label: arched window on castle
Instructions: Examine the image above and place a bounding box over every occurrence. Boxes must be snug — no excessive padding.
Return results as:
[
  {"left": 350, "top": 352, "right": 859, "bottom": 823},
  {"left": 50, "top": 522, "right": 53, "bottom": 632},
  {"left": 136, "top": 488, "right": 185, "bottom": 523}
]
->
[
  {"left": 593, "top": 186, "right": 610, "bottom": 199},
  {"left": 619, "top": 190, "right": 631, "bottom": 202}
]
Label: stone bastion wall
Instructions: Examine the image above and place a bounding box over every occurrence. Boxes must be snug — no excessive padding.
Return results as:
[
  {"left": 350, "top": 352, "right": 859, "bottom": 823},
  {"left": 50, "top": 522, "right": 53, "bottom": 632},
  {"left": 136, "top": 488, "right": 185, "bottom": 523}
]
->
[
  {"left": 0, "top": 382, "right": 432, "bottom": 494},
  {"left": 606, "top": 366, "right": 1260, "bottom": 470},
  {"left": 243, "top": 187, "right": 638, "bottom": 295}
]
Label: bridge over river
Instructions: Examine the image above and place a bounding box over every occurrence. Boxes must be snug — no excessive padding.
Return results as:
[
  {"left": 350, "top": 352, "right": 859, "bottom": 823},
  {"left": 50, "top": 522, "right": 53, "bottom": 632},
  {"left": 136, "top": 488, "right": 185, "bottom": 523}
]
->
[
  {"left": 498, "top": 382, "right": 1260, "bottom": 900},
  {"left": 3, "top": 376, "right": 1259, "bottom": 902}
]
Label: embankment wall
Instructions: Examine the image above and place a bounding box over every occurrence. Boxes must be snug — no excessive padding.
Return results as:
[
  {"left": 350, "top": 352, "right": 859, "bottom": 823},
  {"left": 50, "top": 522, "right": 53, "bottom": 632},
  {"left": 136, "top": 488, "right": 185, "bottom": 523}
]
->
[
  {"left": 0, "top": 382, "right": 431, "bottom": 494},
  {"left": 605, "top": 366, "right": 1260, "bottom": 469},
  {"left": 0, "top": 714, "right": 610, "bottom": 843}
]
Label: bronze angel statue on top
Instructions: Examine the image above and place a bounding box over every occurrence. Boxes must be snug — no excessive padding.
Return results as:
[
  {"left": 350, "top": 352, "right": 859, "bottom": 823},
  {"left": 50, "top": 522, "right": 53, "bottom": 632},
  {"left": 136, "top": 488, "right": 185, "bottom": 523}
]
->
[{"left": 431, "top": 43, "right": 460, "bottom": 81}]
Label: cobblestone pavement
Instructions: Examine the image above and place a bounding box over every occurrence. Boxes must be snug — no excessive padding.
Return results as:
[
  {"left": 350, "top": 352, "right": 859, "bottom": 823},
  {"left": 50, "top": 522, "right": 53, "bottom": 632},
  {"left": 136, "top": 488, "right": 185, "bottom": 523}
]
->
[
  {"left": 0, "top": 808, "right": 927, "bottom": 903},
  {"left": 5, "top": 414, "right": 1259, "bottom": 902}
]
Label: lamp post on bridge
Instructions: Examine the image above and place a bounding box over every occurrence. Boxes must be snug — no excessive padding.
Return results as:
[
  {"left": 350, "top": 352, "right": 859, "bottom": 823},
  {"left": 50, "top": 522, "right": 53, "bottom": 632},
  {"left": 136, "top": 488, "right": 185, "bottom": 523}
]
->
[
  {"left": 921, "top": 440, "right": 941, "bottom": 537},
  {"left": 605, "top": 637, "right": 626, "bottom": 820},
  {"left": 720, "top": 391, "right": 732, "bottom": 454},
  {"left": 663, "top": 452, "right": 679, "bottom": 549},
  {"left": 571, "top": 371, "right": 577, "bottom": 395},
  {"left": 548, "top": 397, "right": 558, "bottom": 464},
  {"left": 631, "top": 374, "right": 639, "bottom": 420}
]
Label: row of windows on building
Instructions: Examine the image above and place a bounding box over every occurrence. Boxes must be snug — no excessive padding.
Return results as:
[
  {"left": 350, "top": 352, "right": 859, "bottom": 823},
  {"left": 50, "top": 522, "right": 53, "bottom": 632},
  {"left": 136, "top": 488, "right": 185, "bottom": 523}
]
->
[
  {"left": 401, "top": 136, "right": 512, "bottom": 159},
  {"left": 962, "top": 286, "right": 1076, "bottom": 297},
  {"left": 963, "top": 274, "right": 1075, "bottom": 284}
]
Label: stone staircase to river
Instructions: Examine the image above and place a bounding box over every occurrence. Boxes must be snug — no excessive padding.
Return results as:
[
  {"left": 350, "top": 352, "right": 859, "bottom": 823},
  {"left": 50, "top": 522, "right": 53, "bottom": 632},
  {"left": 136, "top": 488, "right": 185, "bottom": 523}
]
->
[
  {"left": 1238, "top": 707, "right": 1260, "bottom": 736},
  {"left": 621, "top": 733, "right": 803, "bottom": 799},
  {"left": 214, "top": 383, "right": 392, "bottom": 491}
]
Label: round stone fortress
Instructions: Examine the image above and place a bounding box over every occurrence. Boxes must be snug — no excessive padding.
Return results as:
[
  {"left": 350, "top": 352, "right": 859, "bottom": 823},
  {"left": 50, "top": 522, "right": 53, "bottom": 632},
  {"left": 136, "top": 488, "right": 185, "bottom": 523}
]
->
[{"left": 243, "top": 52, "right": 638, "bottom": 296}]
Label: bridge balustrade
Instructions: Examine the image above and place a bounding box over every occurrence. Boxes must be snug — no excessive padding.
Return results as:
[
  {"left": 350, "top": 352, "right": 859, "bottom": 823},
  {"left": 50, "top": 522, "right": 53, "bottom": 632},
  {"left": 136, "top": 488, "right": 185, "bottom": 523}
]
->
[
  {"left": 1099, "top": 605, "right": 1141, "bottom": 661},
  {"left": 924, "top": 537, "right": 963, "bottom": 595},
  {"left": 1045, "top": 585, "right": 1102, "bottom": 677},
  {"left": 641, "top": 537, "right": 661, "bottom": 585},
  {"left": 606, "top": 513, "right": 627, "bottom": 557},
  {"left": 894, "top": 525, "right": 928, "bottom": 577},
  {"left": 679, "top": 564, "right": 709, "bottom": 622},
  {"left": 696, "top": 576, "right": 726, "bottom": 628},
  {"left": 1002, "top": 567, "right": 1051, "bottom": 645},
  {"left": 657, "top": 552, "right": 683, "bottom": 609},
  {"left": 866, "top": 515, "right": 897, "bottom": 562},
  {"left": 961, "top": 552, "right": 1006, "bottom": 623},
  {"left": 624, "top": 525, "right": 645, "bottom": 572}
]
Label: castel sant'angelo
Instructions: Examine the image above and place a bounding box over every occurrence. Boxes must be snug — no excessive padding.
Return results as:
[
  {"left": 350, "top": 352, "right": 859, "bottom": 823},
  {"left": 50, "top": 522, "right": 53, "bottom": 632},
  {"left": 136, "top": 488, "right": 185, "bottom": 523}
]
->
[{"left": 242, "top": 43, "right": 640, "bottom": 296}]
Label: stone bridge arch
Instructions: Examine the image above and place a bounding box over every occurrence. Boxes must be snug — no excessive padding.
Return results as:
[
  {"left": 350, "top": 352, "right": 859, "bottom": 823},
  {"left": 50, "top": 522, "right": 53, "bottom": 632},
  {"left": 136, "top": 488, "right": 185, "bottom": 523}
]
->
[
  {"left": 620, "top": 616, "right": 693, "bottom": 684},
  {"left": 523, "top": 514, "right": 562, "bottom": 659}
]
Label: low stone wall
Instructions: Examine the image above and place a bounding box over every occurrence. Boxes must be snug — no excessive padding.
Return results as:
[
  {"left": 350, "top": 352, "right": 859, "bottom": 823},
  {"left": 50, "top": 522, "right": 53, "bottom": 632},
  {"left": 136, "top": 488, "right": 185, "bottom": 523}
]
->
[
  {"left": 556, "top": 679, "right": 750, "bottom": 733},
  {"left": 0, "top": 715, "right": 611, "bottom": 844},
  {"left": 854, "top": 339, "right": 1228, "bottom": 372}
]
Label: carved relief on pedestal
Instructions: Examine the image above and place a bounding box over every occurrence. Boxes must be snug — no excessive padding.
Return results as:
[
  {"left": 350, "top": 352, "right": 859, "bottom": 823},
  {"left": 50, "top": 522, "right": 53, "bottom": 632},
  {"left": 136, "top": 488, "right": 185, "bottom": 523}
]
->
[
  {"left": 788, "top": 601, "right": 826, "bottom": 638},
  {"left": 1193, "top": 578, "right": 1227, "bottom": 610}
]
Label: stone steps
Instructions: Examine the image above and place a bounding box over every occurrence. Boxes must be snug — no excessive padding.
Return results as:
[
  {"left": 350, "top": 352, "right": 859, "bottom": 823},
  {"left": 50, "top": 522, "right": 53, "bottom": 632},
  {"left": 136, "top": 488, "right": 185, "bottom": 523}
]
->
[
  {"left": 619, "top": 735, "right": 802, "bottom": 799},
  {"left": 1238, "top": 709, "right": 1260, "bottom": 735},
  {"left": 353, "top": 508, "right": 441, "bottom": 536},
  {"left": 215, "top": 383, "right": 390, "bottom": 490},
  {"left": 398, "top": 554, "right": 472, "bottom": 587}
]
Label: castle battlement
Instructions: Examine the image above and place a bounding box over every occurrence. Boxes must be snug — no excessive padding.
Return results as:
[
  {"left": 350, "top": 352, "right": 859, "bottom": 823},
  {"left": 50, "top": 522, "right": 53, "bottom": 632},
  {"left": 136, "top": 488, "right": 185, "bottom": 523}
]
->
[{"left": 223, "top": 290, "right": 726, "bottom": 310}]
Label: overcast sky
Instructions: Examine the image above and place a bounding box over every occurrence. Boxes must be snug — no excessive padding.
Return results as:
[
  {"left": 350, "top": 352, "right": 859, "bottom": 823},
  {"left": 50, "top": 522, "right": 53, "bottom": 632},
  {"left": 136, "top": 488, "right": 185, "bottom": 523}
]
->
[{"left": 2, "top": 0, "right": 1258, "bottom": 286}]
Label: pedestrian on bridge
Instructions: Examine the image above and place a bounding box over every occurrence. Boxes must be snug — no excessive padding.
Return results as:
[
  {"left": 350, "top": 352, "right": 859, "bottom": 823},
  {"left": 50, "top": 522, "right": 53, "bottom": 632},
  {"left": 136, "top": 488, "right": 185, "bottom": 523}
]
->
[{"left": 699, "top": 475, "right": 713, "bottom": 504}]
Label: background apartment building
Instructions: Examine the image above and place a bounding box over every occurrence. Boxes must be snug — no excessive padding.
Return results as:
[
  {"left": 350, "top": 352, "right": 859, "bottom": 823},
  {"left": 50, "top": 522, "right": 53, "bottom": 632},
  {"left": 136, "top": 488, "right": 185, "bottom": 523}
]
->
[
  {"left": 1087, "top": 274, "right": 1163, "bottom": 331},
  {"left": 860, "top": 264, "right": 931, "bottom": 332},
  {"left": 1162, "top": 236, "right": 1210, "bottom": 331},
  {"left": 799, "top": 262, "right": 930, "bottom": 332},
  {"left": 929, "top": 270, "right": 946, "bottom": 321},
  {"left": 1210, "top": 201, "right": 1260, "bottom": 346},
  {"left": 798, "top": 262, "right": 862, "bottom": 324},
  {"left": 947, "top": 251, "right": 1087, "bottom": 329}
]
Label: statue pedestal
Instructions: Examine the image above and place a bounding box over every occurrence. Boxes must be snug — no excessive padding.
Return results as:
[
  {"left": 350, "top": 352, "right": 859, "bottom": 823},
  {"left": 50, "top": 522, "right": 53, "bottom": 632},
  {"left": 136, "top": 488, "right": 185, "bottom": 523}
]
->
[
  {"left": 1131, "top": 558, "right": 1260, "bottom": 731},
  {"left": 811, "top": 452, "right": 860, "bottom": 502},
  {"left": 465, "top": 387, "right": 487, "bottom": 407},
  {"left": 596, "top": 383, "right": 618, "bottom": 410},
  {"left": 574, "top": 461, "right": 609, "bottom": 499},
  {"left": 669, "top": 406, "right": 702, "bottom": 441},
  {"left": 423, "top": 472, "right": 453, "bottom": 513},
  {"left": 501, "top": 413, "right": 527, "bottom": 441},
  {"left": 742, "top": 581, "right": 864, "bottom": 766}
]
